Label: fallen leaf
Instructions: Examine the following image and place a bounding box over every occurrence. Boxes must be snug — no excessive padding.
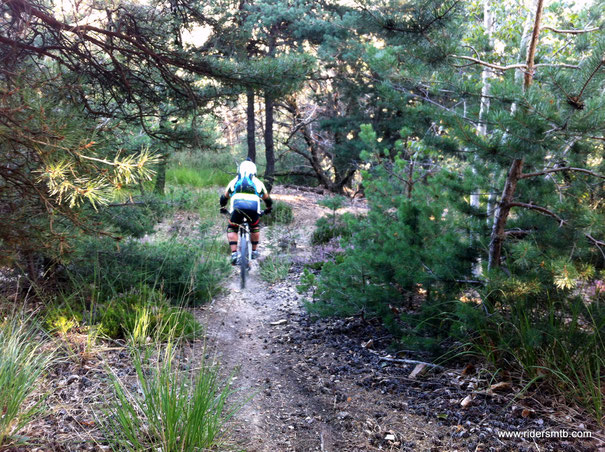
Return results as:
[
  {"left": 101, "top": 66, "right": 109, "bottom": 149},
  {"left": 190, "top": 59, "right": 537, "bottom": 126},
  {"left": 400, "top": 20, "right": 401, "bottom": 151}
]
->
[
  {"left": 409, "top": 363, "right": 428, "bottom": 379},
  {"left": 489, "top": 381, "right": 512, "bottom": 392},
  {"left": 460, "top": 394, "right": 474, "bottom": 408},
  {"left": 362, "top": 339, "right": 374, "bottom": 349},
  {"left": 461, "top": 363, "right": 475, "bottom": 376}
]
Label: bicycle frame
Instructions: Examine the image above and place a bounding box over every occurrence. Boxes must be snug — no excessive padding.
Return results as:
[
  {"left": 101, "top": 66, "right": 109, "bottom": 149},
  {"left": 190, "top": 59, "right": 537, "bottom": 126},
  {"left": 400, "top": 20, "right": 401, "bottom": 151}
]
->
[{"left": 221, "top": 208, "right": 266, "bottom": 290}]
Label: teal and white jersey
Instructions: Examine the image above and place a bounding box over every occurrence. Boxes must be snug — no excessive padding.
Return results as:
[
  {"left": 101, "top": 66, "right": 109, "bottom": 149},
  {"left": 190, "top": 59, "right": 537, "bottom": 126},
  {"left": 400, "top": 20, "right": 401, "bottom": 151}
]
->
[{"left": 225, "top": 175, "right": 268, "bottom": 213}]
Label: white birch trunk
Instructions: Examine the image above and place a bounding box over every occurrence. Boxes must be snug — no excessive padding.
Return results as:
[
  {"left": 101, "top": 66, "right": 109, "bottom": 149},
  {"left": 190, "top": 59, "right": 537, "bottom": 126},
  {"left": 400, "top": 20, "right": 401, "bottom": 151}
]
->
[
  {"left": 471, "top": 0, "right": 494, "bottom": 275},
  {"left": 488, "top": 0, "right": 536, "bottom": 227}
]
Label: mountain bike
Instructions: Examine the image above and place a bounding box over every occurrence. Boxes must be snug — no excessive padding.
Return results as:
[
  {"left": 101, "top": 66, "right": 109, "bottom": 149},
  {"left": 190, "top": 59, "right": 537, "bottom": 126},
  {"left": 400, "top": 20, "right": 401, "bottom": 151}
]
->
[{"left": 221, "top": 209, "right": 268, "bottom": 289}]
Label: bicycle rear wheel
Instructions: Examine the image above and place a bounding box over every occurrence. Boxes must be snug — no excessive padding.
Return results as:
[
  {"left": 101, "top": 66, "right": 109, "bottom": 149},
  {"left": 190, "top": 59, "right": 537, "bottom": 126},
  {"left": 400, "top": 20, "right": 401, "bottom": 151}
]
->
[{"left": 240, "top": 233, "right": 248, "bottom": 289}]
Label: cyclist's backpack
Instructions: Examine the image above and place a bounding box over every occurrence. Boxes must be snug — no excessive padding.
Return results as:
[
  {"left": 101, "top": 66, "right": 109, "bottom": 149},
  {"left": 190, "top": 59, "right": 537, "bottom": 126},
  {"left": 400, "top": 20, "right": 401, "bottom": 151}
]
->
[{"left": 233, "top": 174, "right": 259, "bottom": 196}]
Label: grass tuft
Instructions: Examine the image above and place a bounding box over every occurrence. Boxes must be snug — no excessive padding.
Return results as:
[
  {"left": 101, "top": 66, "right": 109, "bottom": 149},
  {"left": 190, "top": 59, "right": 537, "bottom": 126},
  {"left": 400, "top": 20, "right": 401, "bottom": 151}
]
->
[
  {"left": 0, "top": 317, "right": 53, "bottom": 446},
  {"left": 259, "top": 254, "right": 292, "bottom": 284},
  {"left": 263, "top": 201, "right": 294, "bottom": 226},
  {"left": 102, "top": 340, "right": 238, "bottom": 451}
]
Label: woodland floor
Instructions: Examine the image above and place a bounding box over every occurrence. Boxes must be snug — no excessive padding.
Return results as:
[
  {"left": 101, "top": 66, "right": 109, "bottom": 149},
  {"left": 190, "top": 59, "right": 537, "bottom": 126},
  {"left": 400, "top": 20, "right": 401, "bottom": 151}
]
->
[{"left": 9, "top": 186, "right": 605, "bottom": 451}]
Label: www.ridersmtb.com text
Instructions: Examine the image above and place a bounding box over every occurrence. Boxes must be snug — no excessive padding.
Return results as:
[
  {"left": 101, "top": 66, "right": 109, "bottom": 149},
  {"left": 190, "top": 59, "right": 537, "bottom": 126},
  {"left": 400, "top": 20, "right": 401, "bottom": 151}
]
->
[{"left": 497, "top": 430, "right": 592, "bottom": 439}]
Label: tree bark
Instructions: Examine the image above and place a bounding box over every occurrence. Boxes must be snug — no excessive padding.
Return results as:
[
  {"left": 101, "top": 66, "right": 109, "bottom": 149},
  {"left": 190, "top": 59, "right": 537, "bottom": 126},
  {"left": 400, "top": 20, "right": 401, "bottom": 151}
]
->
[
  {"left": 246, "top": 87, "right": 256, "bottom": 162},
  {"left": 154, "top": 151, "right": 167, "bottom": 195},
  {"left": 524, "top": 0, "right": 545, "bottom": 89},
  {"left": 263, "top": 30, "right": 277, "bottom": 192},
  {"left": 488, "top": 159, "right": 524, "bottom": 270},
  {"left": 488, "top": 0, "right": 544, "bottom": 270},
  {"left": 154, "top": 111, "right": 168, "bottom": 195},
  {"left": 264, "top": 93, "right": 275, "bottom": 191}
]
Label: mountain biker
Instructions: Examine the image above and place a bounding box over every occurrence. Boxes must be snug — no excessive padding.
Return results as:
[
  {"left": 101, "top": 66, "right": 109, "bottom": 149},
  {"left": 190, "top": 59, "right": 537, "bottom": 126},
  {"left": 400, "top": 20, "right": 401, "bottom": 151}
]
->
[{"left": 220, "top": 158, "right": 273, "bottom": 265}]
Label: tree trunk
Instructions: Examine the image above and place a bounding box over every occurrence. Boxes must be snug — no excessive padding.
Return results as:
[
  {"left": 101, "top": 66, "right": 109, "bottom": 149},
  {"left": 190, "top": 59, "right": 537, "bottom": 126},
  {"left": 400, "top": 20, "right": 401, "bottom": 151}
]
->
[
  {"left": 487, "top": 0, "right": 543, "bottom": 270},
  {"left": 264, "top": 93, "right": 275, "bottom": 191},
  {"left": 471, "top": 0, "right": 494, "bottom": 275},
  {"left": 524, "top": 0, "right": 545, "bottom": 89},
  {"left": 476, "top": 0, "right": 493, "bottom": 138},
  {"left": 246, "top": 87, "right": 256, "bottom": 162},
  {"left": 263, "top": 30, "right": 277, "bottom": 192},
  {"left": 488, "top": 159, "right": 524, "bottom": 270},
  {"left": 154, "top": 110, "right": 168, "bottom": 195},
  {"left": 154, "top": 151, "right": 167, "bottom": 195}
]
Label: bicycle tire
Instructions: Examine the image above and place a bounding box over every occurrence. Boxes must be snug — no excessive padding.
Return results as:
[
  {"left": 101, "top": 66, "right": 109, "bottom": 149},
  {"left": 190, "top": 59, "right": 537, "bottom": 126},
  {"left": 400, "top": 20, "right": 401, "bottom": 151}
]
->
[{"left": 240, "top": 232, "right": 248, "bottom": 289}]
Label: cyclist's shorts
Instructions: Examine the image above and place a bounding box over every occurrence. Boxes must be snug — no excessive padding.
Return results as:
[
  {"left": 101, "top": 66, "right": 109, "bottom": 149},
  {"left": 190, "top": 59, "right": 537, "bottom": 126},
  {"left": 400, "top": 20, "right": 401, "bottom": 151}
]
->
[{"left": 228, "top": 199, "right": 260, "bottom": 233}]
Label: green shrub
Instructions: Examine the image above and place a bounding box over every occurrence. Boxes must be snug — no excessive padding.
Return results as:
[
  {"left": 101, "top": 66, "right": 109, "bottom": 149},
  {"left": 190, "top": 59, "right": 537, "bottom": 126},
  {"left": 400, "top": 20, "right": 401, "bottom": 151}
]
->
[
  {"left": 306, "top": 170, "right": 472, "bottom": 321},
  {"left": 69, "top": 237, "right": 229, "bottom": 305},
  {"left": 311, "top": 213, "right": 353, "bottom": 245},
  {"left": 0, "top": 318, "right": 53, "bottom": 446},
  {"left": 93, "top": 193, "right": 169, "bottom": 238},
  {"left": 263, "top": 201, "right": 294, "bottom": 226},
  {"left": 44, "top": 305, "right": 83, "bottom": 335},
  {"left": 318, "top": 195, "right": 346, "bottom": 213},
  {"left": 103, "top": 342, "right": 238, "bottom": 451}
]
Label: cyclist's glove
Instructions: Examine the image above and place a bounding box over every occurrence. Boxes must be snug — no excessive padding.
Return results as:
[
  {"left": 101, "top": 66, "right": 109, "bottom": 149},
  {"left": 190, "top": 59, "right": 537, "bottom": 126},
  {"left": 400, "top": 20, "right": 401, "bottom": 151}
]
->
[
  {"left": 219, "top": 194, "right": 228, "bottom": 207},
  {"left": 264, "top": 207, "right": 272, "bottom": 215}
]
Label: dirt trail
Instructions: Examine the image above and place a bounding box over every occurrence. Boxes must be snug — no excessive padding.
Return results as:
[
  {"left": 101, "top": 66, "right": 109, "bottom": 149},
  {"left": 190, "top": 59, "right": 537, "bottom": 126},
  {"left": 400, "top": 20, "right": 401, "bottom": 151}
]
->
[
  {"left": 194, "top": 188, "right": 346, "bottom": 451},
  {"left": 194, "top": 187, "right": 602, "bottom": 452},
  {"left": 194, "top": 188, "right": 448, "bottom": 451}
]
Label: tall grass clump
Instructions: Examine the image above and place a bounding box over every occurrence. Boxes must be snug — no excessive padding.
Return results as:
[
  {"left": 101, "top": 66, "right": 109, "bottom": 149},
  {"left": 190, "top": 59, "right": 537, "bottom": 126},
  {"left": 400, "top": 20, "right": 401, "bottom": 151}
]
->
[
  {"left": 167, "top": 151, "right": 233, "bottom": 188},
  {"left": 167, "top": 166, "right": 232, "bottom": 188},
  {"left": 259, "top": 254, "right": 292, "bottom": 283},
  {"left": 43, "top": 286, "right": 203, "bottom": 343},
  {"left": 103, "top": 341, "right": 238, "bottom": 451},
  {"left": 0, "top": 318, "right": 53, "bottom": 446},
  {"left": 262, "top": 201, "right": 294, "bottom": 226},
  {"left": 99, "top": 287, "right": 203, "bottom": 342},
  {"left": 450, "top": 282, "right": 605, "bottom": 425}
]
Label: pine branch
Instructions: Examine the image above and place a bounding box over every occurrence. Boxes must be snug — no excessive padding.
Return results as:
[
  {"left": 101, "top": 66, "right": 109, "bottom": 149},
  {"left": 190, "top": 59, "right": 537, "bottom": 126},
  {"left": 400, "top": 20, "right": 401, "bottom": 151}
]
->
[
  {"left": 505, "top": 228, "right": 534, "bottom": 237},
  {"left": 508, "top": 202, "right": 605, "bottom": 248},
  {"left": 451, "top": 56, "right": 527, "bottom": 71},
  {"left": 542, "top": 26, "right": 600, "bottom": 34},
  {"left": 520, "top": 167, "right": 605, "bottom": 180},
  {"left": 577, "top": 59, "right": 605, "bottom": 100},
  {"left": 273, "top": 170, "right": 317, "bottom": 177},
  {"left": 508, "top": 202, "right": 565, "bottom": 225},
  {"left": 450, "top": 55, "right": 579, "bottom": 71}
]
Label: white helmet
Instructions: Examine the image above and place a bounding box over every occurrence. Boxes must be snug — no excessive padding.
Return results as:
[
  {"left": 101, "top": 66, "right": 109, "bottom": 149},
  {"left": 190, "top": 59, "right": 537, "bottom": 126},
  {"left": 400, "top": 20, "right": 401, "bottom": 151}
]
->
[{"left": 239, "top": 159, "right": 257, "bottom": 178}]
